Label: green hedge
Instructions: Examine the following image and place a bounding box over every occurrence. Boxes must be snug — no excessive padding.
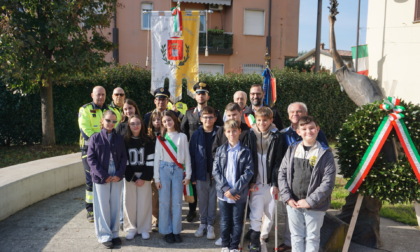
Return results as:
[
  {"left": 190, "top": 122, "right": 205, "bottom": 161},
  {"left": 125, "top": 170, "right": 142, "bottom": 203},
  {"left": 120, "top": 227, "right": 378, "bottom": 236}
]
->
[{"left": 0, "top": 65, "right": 356, "bottom": 145}]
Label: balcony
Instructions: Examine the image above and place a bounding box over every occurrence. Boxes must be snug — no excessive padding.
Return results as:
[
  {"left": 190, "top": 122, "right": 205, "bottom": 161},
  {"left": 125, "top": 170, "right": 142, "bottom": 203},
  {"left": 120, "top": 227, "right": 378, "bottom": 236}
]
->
[{"left": 199, "top": 30, "right": 233, "bottom": 55}]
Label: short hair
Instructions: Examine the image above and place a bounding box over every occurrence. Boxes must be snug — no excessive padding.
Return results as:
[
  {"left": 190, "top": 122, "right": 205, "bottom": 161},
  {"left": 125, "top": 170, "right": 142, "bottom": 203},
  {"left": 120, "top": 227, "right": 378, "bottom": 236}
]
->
[
  {"left": 225, "top": 102, "right": 241, "bottom": 112},
  {"left": 224, "top": 119, "right": 241, "bottom": 130},
  {"left": 298, "top": 116, "right": 319, "bottom": 128},
  {"left": 201, "top": 106, "right": 216, "bottom": 116},
  {"left": 250, "top": 84, "right": 264, "bottom": 92},
  {"left": 255, "top": 107, "right": 273, "bottom": 119},
  {"left": 233, "top": 91, "right": 247, "bottom": 99},
  {"left": 287, "top": 102, "right": 308, "bottom": 113}
]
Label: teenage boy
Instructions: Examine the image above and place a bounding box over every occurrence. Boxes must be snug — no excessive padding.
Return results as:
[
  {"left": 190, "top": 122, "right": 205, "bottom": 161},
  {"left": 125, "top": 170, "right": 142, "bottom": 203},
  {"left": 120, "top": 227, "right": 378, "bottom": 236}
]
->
[
  {"left": 189, "top": 106, "right": 220, "bottom": 240},
  {"left": 245, "top": 107, "right": 284, "bottom": 251},
  {"left": 212, "top": 103, "right": 250, "bottom": 156},
  {"left": 182, "top": 82, "right": 222, "bottom": 222},
  {"left": 278, "top": 116, "right": 336, "bottom": 252},
  {"left": 213, "top": 119, "right": 254, "bottom": 252}
]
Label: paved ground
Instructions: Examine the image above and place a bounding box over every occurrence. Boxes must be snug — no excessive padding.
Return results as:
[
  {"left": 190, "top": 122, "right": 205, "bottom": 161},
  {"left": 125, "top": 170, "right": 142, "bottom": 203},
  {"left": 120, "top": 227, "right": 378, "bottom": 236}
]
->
[{"left": 0, "top": 186, "right": 419, "bottom": 252}]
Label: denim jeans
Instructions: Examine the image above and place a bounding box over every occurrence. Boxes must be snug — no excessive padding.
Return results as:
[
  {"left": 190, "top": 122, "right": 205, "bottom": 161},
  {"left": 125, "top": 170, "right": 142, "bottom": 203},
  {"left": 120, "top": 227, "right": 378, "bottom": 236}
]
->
[
  {"left": 158, "top": 161, "right": 184, "bottom": 235},
  {"left": 219, "top": 199, "right": 246, "bottom": 250},
  {"left": 286, "top": 205, "right": 326, "bottom": 252}
]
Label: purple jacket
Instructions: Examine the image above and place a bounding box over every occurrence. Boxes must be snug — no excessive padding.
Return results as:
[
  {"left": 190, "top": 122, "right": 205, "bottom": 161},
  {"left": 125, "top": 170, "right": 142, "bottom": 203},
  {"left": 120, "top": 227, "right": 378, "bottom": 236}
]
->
[{"left": 87, "top": 129, "right": 127, "bottom": 184}]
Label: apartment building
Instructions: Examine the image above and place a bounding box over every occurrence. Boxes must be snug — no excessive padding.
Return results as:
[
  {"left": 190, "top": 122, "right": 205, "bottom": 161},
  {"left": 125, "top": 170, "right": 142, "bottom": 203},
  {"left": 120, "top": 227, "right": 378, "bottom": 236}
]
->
[{"left": 105, "top": 0, "right": 300, "bottom": 74}]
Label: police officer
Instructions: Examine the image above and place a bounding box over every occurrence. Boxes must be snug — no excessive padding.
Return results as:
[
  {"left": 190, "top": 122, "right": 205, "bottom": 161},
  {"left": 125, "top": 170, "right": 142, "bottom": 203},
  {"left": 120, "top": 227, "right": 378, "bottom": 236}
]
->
[
  {"left": 109, "top": 87, "right": 125, "bottom": 123},
  {"left": 143, "top": 87, "right": 180, "bottom": 127},
  {"left": 78, "top": 86, "right": 109, "bottom": 222},
  {"left": 180, "top": 82, "right": 223, "bottom": 222}
]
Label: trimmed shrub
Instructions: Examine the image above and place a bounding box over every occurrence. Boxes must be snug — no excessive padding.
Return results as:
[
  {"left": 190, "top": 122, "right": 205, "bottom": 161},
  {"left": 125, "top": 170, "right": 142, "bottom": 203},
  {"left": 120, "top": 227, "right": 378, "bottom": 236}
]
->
[{"left": 0, "top": 65, "right": 356, "bottom": 145}]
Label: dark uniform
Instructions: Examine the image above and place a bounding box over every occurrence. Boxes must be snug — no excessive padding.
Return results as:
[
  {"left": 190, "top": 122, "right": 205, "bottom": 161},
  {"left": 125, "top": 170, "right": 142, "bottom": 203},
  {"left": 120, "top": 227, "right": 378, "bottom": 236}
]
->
[{"left": 144, "top": 87, "right": 180, "bottom": 126}]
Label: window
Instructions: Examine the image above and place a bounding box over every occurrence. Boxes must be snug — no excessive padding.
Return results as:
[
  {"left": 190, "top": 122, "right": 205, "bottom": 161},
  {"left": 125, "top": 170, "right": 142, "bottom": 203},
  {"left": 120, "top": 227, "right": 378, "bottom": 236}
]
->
[
  {"left": 415, "top": 0, "right": 420, "bottom": 22},
  {"left": 141, "top": 2, "right": 153, "bottom": 30},
  {"left": 244, "top": 9, "right": 265, "bottom": 36},
  {"left": 242, "top": 64, "right": 263, "bottom": 74},
  {"left": 199, "top": 64, "right": 224, "bottom": 75},
  {"left": 200, "top": 13, "right": 206, "bottom": 32}
]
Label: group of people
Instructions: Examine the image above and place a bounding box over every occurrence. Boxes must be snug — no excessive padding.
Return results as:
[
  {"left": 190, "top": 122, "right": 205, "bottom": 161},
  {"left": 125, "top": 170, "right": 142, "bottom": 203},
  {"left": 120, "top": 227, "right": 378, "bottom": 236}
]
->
[{"left": 78, "top": 82, "right": 336, "bottom": 252}]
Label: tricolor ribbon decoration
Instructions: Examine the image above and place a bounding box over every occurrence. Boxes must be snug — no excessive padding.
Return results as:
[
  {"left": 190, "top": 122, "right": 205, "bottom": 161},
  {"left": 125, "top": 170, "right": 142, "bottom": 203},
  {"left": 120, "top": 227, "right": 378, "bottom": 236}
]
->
[
  {"left": 345, "top": 97, "right": 420, "bottom": 193},
  {"left": 171, "top": 2, "right": 182, "bottom": 34}
]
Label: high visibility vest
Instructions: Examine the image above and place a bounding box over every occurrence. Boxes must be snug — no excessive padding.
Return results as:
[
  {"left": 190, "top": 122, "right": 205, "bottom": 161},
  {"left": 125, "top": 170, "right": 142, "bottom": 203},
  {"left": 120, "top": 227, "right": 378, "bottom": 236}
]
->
[{"left": 78, "top": 102, "right": 110, "bottom": 150}]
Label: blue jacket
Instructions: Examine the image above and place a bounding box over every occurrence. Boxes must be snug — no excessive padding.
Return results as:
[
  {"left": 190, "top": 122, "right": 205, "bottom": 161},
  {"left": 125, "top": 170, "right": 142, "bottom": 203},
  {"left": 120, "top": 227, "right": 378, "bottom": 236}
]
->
[
  {"left": 87, "top": 129, "right": 127, "bottom": 184},
  {"left": 189, "top": 125, "right": 219, "bottom": 182},
  {"left": 212, "top": 142, "right": 254, "bottom": 204}
]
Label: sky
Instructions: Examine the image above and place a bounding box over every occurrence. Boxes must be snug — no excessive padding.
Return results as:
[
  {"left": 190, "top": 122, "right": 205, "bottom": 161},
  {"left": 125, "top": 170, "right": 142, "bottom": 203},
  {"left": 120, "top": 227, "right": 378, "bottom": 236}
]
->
[{"left": 298, "top": 0, "right": 369, "bottom": 53}]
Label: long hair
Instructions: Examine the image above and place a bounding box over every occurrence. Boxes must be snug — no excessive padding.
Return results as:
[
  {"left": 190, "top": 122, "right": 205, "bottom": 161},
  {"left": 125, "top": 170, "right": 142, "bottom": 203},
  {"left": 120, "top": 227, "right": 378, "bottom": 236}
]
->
[
  {"left": 122, "top": 98, "right": 141, "bottom": 122},
  {"left": 160, "top": 111, "right": 181, "bottom": 138},
  {"left": 124, "top": 115, "right": 150, "bottom": 143},
  {"left": 147, "top": 111, "right": 161, "bottom": 140}
]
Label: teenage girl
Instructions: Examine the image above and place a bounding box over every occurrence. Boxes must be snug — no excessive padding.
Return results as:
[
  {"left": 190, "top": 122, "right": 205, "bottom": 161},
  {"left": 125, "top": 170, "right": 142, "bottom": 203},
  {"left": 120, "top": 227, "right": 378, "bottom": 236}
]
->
[
  {"left": 116, "top": 98, "right": 141, "bottom": 136},
  {"left": 87, "top": 110, "right": 127, "bottom": 249},
  {"left": 154, "top": 111, "right": 191, "bottom": 243},
  {"left": 123, "top": 115, "right": 155, "bottom": 240},
  {"left": 147, "top": 111, "right": 162, "bottom": 231}
]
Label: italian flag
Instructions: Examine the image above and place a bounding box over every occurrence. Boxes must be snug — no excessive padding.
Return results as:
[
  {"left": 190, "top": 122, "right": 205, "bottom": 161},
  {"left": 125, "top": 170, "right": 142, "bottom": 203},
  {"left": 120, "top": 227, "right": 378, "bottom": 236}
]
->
[{"left": 352, "top": 44, "right": 369, "bottom": 76}]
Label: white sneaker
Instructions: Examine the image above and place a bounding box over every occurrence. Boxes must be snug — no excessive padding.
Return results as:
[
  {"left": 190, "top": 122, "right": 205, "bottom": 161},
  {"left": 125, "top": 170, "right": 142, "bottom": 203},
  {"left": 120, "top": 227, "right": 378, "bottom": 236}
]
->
[
  {"left": 141, "top": 232, "right": 150, "bottom": 240},
  {"left": 215, "top": 237, "right": 222, "bottom": 246},
  {"left": 221, "top": 247, "right": 229, "bottom": 252},
  {"left": 195, "top": 224, "right": 207, "bottom": 237},
  {"left": 125, "top": 231, "right": 136, "bottom": 240},
  {"left": 207, "top": 225, "right": 216, "bottom": 240},
  {"left": 230, "top": 249, "right": 239, "bottom": 252}
]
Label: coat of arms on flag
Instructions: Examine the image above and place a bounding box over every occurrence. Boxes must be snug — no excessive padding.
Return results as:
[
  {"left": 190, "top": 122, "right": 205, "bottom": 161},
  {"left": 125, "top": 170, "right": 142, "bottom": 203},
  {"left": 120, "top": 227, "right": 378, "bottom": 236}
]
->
[{"left": 151, "top": 10, "right": 200, "bottom": 102}]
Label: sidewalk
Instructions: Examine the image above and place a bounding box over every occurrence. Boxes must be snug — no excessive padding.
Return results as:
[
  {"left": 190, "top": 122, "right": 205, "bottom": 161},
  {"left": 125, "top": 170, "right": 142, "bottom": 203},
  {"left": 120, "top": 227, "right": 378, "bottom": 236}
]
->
[{"left": 1, "top": 186, "right": 419, "bottom": 252}]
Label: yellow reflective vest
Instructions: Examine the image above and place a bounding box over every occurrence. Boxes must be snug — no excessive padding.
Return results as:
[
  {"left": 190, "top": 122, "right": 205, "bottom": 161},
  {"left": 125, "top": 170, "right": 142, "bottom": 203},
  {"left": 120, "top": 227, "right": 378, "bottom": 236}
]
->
[{"left": 78, "top": 102, "right": 112, "bottom": 151}]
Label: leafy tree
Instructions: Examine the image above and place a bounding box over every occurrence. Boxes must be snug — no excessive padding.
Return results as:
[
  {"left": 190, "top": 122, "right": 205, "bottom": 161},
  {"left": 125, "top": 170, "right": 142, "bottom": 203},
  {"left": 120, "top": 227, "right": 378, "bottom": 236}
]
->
[{"left": 0, "top": 0, "right": 117, "bottom": 145}]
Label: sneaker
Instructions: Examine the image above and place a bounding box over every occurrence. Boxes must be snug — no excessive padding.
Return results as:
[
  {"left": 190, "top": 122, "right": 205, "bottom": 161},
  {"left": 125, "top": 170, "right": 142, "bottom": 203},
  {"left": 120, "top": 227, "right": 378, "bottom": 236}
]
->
[
  {"left": 186, "top": 211, "right": 197, "bottom": 222},
  {"left": 215, "top": 237, "right": 222, "bottom": 246},
  {"left": 87, "top": 211, "right": 94, "bottom": 223},
  {"left": 102, "top": 241, "right": 113, "bottom": 249},
  {"left": 151, "top": 223, "right": 158, "bottom": 232},
  {"left": 195, "top": 224, "right": 207, "bottom": 237},
  {"left": 164, "top": 233, "right": 175, "bottom": 243},
  {"left": 249, "top": 245, "right": 260, "bottom": 252},
  {"left": 174, "top": 234, "right": 183, "bottom": 243},
  {"left": 207, "top": 225, "right": 216, "bottom": 240},
  {"left": 277, "top": 243, "right": 292, "bottom": 252},
  {"left": 141, "top": 232, "right": 150, "bottom": 240},
  {"left": 230, "top": 249, "right": 240, "bottom": 252},
  {"left": 221, "top": 247, "right": 229, "bottom": 252},
  {"left": 112, "top": 237, "right": 122, "bottom": 246},
  {"left": 125, "top": 231, "right": 136, "bottom": 240}
]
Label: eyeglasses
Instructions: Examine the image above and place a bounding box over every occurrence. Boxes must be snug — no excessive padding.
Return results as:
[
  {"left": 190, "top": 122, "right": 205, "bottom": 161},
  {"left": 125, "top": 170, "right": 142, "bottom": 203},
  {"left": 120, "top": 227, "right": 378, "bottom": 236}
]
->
[
  {"left": 114, "top": 93, "right": 125, "bottom": 96},
  {"left": 201, "top": 116, "right": 215, "bottom": 120},
  {"left": 105, "top": 119, "right": 118, "bottom": 124},
  {"left": 129, "top": 122, "right": 141, "bottom": 126}
]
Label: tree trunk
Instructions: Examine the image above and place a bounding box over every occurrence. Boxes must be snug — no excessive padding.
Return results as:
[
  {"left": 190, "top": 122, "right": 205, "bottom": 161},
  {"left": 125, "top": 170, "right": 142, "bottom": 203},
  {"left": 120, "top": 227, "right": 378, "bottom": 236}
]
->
[{"left": 40, "top": 79, "right": 56, "bottom": 146}]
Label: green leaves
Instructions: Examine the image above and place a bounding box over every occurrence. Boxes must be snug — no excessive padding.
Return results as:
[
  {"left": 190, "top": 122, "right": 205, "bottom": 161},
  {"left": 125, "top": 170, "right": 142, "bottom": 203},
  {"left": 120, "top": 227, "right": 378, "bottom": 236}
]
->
[{"left": 337, "top": 101, "right": 420, "bottom": 203}]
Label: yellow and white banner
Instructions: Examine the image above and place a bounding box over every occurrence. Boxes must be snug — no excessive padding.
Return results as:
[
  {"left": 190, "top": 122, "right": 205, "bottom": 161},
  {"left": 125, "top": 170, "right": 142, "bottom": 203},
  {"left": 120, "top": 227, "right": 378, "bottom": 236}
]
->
[{"left": 151, "top": 11, "right": 199, "bottom": 102}]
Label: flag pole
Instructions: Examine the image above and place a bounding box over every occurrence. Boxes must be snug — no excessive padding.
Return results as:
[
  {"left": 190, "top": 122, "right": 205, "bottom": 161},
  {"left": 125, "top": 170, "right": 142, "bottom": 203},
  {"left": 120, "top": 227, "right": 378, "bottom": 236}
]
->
[{"left": 355, "top": 0, "right": 361, "bottom": 72}]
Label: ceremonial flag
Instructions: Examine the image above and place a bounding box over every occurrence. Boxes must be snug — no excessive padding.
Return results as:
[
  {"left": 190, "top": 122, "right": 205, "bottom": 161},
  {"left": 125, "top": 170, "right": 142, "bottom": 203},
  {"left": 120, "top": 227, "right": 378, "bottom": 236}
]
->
[
  {"left": 151, "top": 11, "right": 199, "bottom": 102},
  {"left": 352, "top": 44, "right": 369, "bottom": 76},
  {"left": 262, "top": 67, "right": 277, "bottom": 107}
]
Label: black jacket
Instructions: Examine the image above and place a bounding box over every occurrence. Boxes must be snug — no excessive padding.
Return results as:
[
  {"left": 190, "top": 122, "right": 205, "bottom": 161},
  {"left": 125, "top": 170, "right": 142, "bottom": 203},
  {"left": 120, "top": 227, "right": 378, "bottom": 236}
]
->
[
  {"left": 181, "top": 107, "right": 223, "bottom": 140},
  {"left": 244, "top": 128, "right": 284, "bottom": 186}
]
